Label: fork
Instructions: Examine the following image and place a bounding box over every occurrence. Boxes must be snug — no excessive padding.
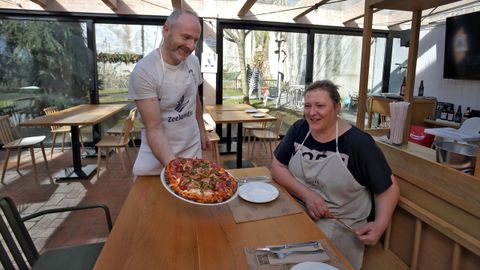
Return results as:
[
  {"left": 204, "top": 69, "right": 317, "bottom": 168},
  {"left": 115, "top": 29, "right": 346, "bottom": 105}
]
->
[
  {"left": 237, "top": 176, "right": 271, "bottom": 185},
  {"left": 260, "top": 249, "right": 324, "bottom": 259}
]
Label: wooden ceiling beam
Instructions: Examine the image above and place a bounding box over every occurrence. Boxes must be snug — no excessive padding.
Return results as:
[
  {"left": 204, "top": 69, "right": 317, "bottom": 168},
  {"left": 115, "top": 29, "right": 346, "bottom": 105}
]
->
[
  {"left": 368, "top": 0, "right": 463, "bottom": 12},
  {"left": 343, "top": 0, "right": 382, "bottom": 26},
  {"left": 387, "top": 0, "right": 479, "bottom": 29},
  {"left": 31, "top": 0, "right": 48, "bottom": 6},
  {"left": 293, "top": 0, "right": 330, "bottom": 21},
  {"left": 102, "top": 0, "right": 117, "bottom": 10},
  {"left": 343, "top": 9, "right": 381, "bottom": 26},
  {"left": 238, "top": 0, "right": 258, "bottom": 17},
  {"left": 171, "top": 0, "right": 183, "bottom": 10}
]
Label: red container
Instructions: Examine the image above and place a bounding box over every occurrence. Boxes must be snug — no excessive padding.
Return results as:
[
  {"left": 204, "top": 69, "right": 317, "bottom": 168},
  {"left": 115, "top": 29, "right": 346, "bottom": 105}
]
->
[{"left": 408, "top": 125, "right": 435, "bottom": 147}]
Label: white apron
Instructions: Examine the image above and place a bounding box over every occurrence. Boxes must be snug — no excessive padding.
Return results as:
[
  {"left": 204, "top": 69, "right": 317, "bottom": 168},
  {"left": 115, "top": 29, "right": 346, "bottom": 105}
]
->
[
  {"left": 133, "top": 58, "right": 201, "bottom": 176},
  {"left": 288, "top": 121, "right": 371, "bottom": 270}
]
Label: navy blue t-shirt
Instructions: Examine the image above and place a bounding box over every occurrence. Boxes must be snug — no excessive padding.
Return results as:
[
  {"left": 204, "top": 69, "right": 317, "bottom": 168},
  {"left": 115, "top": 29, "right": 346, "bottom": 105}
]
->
[{"left": 274, "top": 119, "right": 392, "bottom": 194}]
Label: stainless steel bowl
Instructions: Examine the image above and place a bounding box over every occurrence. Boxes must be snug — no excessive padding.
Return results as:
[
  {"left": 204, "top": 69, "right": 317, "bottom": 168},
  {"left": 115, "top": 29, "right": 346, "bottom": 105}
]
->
[{"left": 435, "top": 141, "right": 478, "bottom": 171}]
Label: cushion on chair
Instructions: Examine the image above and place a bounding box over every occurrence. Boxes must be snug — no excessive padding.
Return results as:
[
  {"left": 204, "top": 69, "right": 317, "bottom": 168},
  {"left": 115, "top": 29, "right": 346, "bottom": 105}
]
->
[{"left": 32, "top": 242, "right": 104, "bottom": 270}]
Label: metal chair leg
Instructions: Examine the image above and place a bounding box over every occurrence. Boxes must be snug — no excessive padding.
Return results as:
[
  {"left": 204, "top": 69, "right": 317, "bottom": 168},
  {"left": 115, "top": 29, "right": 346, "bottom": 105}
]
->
[
  {"left": 96, "top": 146, "right": 102, "bottom": 180},
  {"left": 29, "top": 147, "right": 38, "bottom": 181},
  {"left": 1, "top": 149, "right": 11, "bottom": 183}
]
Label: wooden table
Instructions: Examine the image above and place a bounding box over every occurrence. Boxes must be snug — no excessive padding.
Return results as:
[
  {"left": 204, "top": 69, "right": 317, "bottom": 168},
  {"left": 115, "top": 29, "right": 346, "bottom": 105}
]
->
[
  {"left": 20, "top": 104, "right": 126, "bottom": 180},
  {"left": 207, "top": 105, "right": 276, "bottom": 168},
  {"left": 206, "top": 104, "right": 254, "bottom": 111},
  {"left": 93, "top": 167, "right": 353, "bottom": 270}
]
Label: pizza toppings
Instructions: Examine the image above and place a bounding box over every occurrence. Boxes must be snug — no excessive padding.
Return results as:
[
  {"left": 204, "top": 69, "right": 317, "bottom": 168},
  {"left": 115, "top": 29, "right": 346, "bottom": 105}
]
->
[{"left": 164, "top": 157, "right": 238, "bottom": 203}]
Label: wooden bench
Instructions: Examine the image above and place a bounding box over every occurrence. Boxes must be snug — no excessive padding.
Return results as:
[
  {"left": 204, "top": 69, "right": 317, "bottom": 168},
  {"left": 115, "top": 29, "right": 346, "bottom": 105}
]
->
[
  {"left": 363, "top": 195, "right": 479, "bottom": 270},
  {"left": 364, "top": 243, "right": 407, "bottom": 270},
  {"left": 362, "top": 141, "right": 480, "bottom": 270}
]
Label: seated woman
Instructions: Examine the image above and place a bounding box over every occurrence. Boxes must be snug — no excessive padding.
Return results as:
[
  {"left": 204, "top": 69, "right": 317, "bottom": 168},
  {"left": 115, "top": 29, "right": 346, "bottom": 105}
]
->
[{"left": 271, "top": 80, "right": 399, "bottom": 269}]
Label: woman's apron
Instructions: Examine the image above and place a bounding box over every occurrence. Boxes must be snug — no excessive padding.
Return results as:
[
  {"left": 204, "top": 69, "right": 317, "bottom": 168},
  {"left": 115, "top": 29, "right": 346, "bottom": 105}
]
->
[
  {"left": 288, "top": 121, "right": 371, "bottom": 269},
  {"left": 133, "top": 57, "right": 201, "bottom": 176}
]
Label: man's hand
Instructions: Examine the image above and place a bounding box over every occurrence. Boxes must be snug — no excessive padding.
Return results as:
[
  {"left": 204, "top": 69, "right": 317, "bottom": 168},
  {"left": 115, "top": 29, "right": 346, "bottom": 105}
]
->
[{"left": 200, "top": 131, "right": 212, "bottom": 151}]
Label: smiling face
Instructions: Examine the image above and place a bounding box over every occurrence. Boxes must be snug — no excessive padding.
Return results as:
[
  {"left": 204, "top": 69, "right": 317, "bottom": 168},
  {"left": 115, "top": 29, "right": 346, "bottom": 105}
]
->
[
  {"left": 161, "top": 12, "right": 201, "bottom": 65},
  {"left": 303, "top": 88, "right": 340, "bottom": 133}
]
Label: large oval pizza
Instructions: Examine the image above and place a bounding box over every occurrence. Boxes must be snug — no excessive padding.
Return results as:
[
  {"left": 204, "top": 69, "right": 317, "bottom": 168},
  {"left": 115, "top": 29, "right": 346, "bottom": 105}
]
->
[{"left": 164, "top": 157, "right": 238, "bottom": 204}]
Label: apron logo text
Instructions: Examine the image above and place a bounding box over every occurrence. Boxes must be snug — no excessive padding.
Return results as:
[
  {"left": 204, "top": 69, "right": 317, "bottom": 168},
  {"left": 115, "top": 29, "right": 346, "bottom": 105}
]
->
[{"left": 167, "top": 110, "right": 193, "bottom": 122}]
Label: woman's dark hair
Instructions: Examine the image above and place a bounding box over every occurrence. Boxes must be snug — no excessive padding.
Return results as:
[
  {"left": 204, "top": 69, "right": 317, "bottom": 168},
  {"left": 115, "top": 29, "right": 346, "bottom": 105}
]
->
[{"left": 304, "top": 80, "right": 341, "bottom": 104}]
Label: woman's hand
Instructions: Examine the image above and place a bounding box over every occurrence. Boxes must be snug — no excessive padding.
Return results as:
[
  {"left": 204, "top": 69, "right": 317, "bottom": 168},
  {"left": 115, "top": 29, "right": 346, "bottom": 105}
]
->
[
  {"left": 304, "top": 191, "right": 330, "bottom": 220},
  {"left": 355, "top": 221, "right": 384, "bottom": 245},
  {"left": 356, "top": 175, "right": 399, "bottom": 245}
]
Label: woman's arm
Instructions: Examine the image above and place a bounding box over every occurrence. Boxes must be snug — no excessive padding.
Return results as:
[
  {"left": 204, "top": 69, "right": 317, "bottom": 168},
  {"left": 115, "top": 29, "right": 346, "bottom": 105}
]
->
[
  {"left": 356, "top": 175, "right": 400, "bottom": 245},
  {"left": 272, "top": 157, "right": 331, "bottom": 219}
]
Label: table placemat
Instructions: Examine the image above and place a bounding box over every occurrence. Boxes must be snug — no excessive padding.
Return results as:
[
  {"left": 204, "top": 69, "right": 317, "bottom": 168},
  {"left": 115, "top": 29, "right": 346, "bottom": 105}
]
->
[
  {"left": 244, "top": 239, "right": 349, "bottom": 270},
  {"left": 228, "top": 182, "right": 303, "bottom": 223}
]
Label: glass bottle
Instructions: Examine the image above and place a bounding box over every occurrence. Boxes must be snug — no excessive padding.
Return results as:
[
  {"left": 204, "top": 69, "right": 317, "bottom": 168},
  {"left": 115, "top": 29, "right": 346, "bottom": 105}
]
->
[
  {"left": 463, "top": 106, "right": 471, "bottom": 120},
  {"left": 440, "top": 105, "right": 448, "bottom": 120},
  {"left": 447, "top": 106, "right": 454, "bottom": 121},
  {"left": 454, "top": 105, "right": 462, "bottom": 123},
  {"left": 418, "top": 80, "right": 424, "bottom": 96}
]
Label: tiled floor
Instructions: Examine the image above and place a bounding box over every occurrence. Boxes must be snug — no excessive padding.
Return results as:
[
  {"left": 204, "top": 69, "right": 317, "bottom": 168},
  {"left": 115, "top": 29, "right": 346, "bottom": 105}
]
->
[{"left": 0, "top": 139, "right": 274, "bottom": 253}]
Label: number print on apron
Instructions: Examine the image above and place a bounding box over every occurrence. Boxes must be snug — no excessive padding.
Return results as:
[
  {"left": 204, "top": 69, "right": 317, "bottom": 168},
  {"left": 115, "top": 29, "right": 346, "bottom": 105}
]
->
[{"left": 287, "top": 121, "right": 371, "bottom": 269}]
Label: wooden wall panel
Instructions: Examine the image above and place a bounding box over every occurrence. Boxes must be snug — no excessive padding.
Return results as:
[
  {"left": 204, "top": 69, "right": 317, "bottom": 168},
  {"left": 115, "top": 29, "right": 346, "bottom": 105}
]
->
[
  {"left": 460, "top": 248, "right": 480, "bottom": 270},
  {"left": 417, "top": 226, "right": 452, "bottom": 270},
  {"left": 389, "top": 208, "right": 415, "bottom": 266},
  {"left": 398, "top": 179, "right": 480, "bottom": 241}
]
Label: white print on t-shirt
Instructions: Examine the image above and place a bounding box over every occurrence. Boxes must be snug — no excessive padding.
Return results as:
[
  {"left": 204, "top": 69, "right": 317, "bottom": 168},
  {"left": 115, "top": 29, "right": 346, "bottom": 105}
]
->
[{"left": 294, "top": 142, "right": 349, "bottom": 166}]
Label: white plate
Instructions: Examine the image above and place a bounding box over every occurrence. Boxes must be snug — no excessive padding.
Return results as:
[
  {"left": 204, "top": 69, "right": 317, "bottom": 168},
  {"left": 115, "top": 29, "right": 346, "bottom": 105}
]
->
[
  {"left": 291, "top": 262, "right": 338, "bottom": 270},
  {"left": 160, "top": 168, "right": 238, "bottom": 206},
  {"left": 244, "top": 109, "right": 258, "bottom": 113},
  {"left": 238, "top": 182, "right": 279, "bottom": 203},
  {"left": 252, "top": 113, "right": 267, "bottom": 118}
]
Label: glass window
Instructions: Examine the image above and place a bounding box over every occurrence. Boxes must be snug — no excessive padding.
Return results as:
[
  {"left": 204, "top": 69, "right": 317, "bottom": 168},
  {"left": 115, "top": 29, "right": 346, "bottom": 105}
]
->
[
  {"left": 389, "top": 37, "right": 408, "bottom": 94},
  {"left": 0, "top": 19, "right": 91, "bottom": 139},
  {"left": 95, "top": 23, "right": 163, "bottom": 134},
  {"left": 313, "top": 33, "right": 386, "bottom": 125},
  {"left": 222, "top": 29, "right": 307, "bottom": 132}
]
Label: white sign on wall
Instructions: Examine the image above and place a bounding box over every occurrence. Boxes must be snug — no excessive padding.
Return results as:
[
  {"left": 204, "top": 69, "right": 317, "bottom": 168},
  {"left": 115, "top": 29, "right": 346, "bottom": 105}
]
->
[{"left": 201, "top": 52, "right": 217, "bottom": 73}]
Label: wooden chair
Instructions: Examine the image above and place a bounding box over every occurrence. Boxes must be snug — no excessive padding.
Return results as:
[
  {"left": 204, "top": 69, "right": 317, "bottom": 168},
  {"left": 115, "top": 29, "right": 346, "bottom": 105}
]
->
[
  {"left": 243, "top": 108, "right": 270, "bottom": 157},
  {"left": 0, "top": 196, "right": 112, "bottom": 270},
  {"left": 250, "top": 112, "right": 285, "bottom": 160},
  {"left": 95, "top": 114, "right": 135, "bottom": 179},
  {"left": 106, "top": 107, "right": 138, "bottom": 151},
  {"left": 203, "top": 113, "right": 221, "bottom": 163},
  {"left": 0, "top": 115, "right": 49, "bottom": 183},
  {"left": 43, "top": 106, "right": 85, "bottom": 159},
  {"left": 203, "top": 112, "right": 216, "bottom": 132},
  {"left": 207, "top": 131, "right": 220, "bottom": 163}
]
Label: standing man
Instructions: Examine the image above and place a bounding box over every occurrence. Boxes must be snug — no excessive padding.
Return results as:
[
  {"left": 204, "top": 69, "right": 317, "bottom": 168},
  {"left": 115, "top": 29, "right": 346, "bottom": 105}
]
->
[{"left": 128, "top": 9, "right": 211, "bottom": 176}]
